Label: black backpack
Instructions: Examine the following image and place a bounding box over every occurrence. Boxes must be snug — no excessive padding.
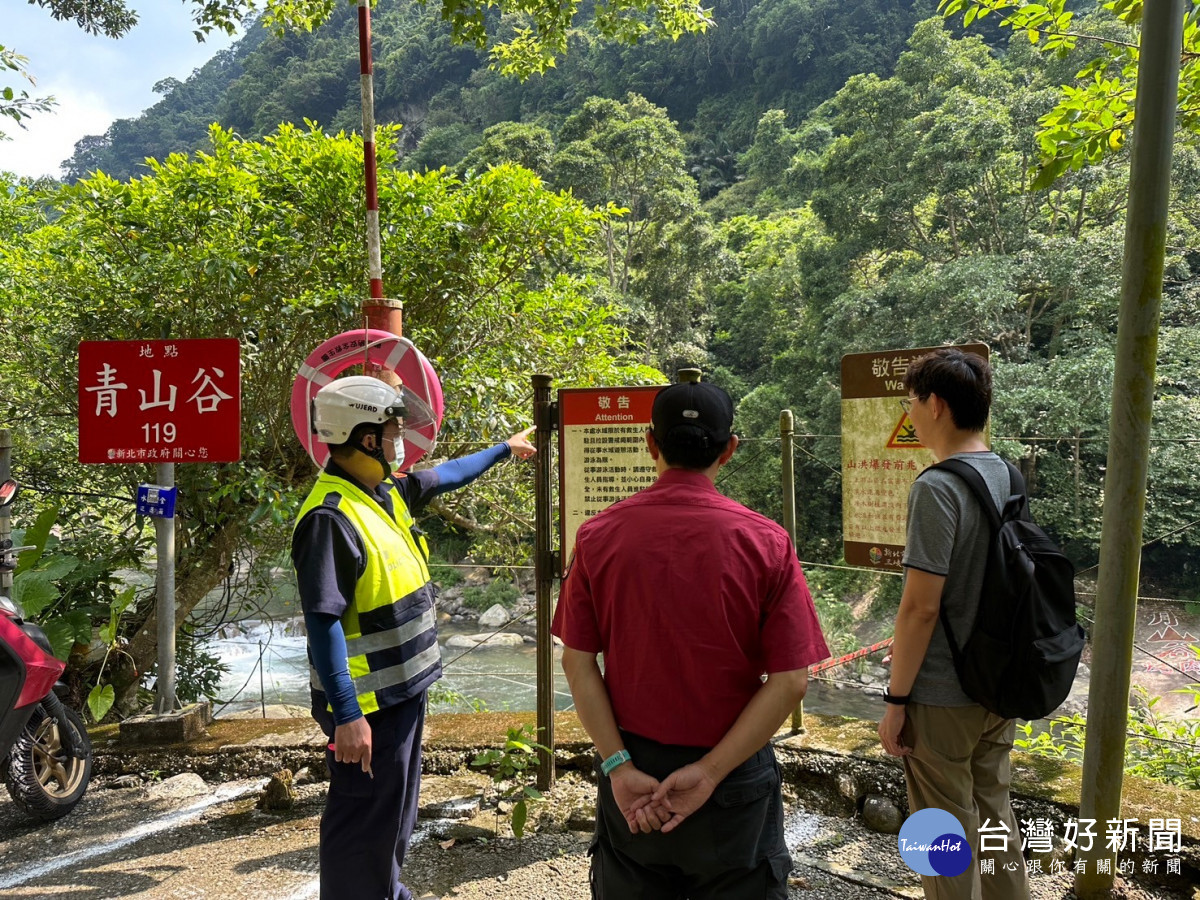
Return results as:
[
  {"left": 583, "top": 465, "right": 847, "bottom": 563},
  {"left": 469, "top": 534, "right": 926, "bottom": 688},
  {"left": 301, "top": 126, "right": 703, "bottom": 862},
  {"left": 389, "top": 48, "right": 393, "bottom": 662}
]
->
[{"left": 928, "top": 458, "right": 1086, "bottom": 721}]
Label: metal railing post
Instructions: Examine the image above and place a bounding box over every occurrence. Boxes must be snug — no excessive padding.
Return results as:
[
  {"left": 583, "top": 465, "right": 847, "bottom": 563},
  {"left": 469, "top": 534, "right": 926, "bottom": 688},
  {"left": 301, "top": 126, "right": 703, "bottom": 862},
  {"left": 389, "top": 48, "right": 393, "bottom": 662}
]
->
[
  {"left": 780, "top": 411, "right": 805, "bottom": 734},
  {"left": 0, "top": 429, "right": 11, "bottom": 601},
  {"left": 533, "top": 374, "right": 556, "bottom": 790}
]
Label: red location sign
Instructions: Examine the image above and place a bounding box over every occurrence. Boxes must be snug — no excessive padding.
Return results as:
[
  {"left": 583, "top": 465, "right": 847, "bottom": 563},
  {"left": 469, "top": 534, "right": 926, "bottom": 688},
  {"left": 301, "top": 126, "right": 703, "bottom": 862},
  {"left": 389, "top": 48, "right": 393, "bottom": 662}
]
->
[{"left": 78, "top": 339, "right": 241, "bottom": 464}]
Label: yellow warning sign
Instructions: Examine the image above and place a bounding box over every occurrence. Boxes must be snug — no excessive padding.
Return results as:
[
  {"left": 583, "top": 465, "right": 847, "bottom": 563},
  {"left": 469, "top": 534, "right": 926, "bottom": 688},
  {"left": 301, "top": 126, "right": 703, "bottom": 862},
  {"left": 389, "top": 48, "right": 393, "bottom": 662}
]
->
[
  {"left": 886, "top": 413, "right": 923, "bottom": 450},
  {"left": 840, "top": 343, "right": 990, "bottom": 570}
]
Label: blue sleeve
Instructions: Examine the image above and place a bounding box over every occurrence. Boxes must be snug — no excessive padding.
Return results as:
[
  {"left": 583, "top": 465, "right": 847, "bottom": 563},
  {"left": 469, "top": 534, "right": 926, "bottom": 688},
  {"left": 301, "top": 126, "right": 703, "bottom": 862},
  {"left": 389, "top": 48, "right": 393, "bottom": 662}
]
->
[
  {"left": 303, "top": 610, "right": 362, "bottom": 725},
  {"left": 292, "top": 508, "right": 363, "bottom": 725},
  {"left": 398, "top": 442, "right": 511, "bottom": 510},
  {"left": 428, "top": 442, "right": 510, "bottom": 493}
]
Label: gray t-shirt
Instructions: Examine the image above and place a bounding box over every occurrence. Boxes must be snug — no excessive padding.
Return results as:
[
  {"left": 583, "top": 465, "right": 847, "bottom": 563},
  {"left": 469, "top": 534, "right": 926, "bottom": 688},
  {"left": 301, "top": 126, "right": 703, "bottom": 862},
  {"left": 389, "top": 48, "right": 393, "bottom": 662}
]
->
[{"left": 902, "top": 451, "right": 1011, "bottom": 706}]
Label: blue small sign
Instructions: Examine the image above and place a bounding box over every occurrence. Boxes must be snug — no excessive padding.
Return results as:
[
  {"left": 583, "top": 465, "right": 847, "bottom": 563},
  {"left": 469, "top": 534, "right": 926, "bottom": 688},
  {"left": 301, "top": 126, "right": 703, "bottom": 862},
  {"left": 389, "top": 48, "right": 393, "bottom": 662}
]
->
[{"left": 136, "top": 484, "right": 177, "bottom": 519}]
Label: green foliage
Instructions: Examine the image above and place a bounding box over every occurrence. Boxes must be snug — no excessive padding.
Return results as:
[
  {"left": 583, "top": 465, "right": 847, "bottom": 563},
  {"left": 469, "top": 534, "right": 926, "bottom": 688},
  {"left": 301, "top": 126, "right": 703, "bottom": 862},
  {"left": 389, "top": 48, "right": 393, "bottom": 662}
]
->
[
  {"left": 461, "top": 578, "right": 522, "bottom": 612},
  {"left": 457, "top": 121, "right": 555, "bottom": 178},
  {"left": 700, "top": 15, "right": 1200, "bottom": 574},
  {"left": 87, "top": 684, "right": 116, "bottom": 723},
  {"left": 167, "top": 626, "right": 232, "bottom": 705},
  {"left": 804, "top": 561, "right": 903, "bottom": 658},
  {"left": 59, "top": 0, "right": 931, "bottom": 188},
  {"left": 86, "top": 585, "right": 137, "bottom": 722},
  {"left": 471, "top": 723, "right": 548, "bottom": 837},
  {"left": 937, "top": 0, "right": 1200, "bottom": 186},
  {"left": 430, "top": 560, "right": 465, "bottom": 589},
  {"left": 0, "top": 45, "right": 55, "bottom": 129},
  {"left": 553, "top": 93, "right": 721, "bottom": 371},
  {"left": 1, "top": 123, "right": 654, "bottom": 709},
  {"left": 811, "top": 593, "right": 858, "bottom": 660},
  {"left": 428, "top": 680, "right": 488, "bottom": 712},
  {"left": 1016, "top": 684, "right": 1200, "bottom": 790},
  {"left": 1014, "top": 712, "right": 1087, "bottom": 760},
  {"left": 8, "top": 0, "right": 710, "bottom": 141},
  {"left": 8, "top": 509, "right": 91, "bottom": 661},
  {"left": 1124, "top": 685, "right": 1200, "bottom": 789}
]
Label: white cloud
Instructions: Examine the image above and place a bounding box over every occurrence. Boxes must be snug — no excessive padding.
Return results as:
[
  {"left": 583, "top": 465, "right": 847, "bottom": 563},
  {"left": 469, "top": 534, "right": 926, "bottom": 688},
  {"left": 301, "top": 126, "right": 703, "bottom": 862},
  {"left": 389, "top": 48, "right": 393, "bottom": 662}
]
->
[
  {"left": 0, "top": 83, "right": 117, "bottom": 180},
  {"left": 0, "top": 3, "right": 238, "bottom": 181}
]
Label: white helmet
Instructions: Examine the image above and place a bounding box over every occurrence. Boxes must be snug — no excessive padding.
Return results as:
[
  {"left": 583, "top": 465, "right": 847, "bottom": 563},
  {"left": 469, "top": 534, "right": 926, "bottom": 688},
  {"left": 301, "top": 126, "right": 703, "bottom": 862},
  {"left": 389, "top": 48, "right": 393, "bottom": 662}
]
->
[{"left": 312, "top": 376, "right": 408, "bottom": 445}]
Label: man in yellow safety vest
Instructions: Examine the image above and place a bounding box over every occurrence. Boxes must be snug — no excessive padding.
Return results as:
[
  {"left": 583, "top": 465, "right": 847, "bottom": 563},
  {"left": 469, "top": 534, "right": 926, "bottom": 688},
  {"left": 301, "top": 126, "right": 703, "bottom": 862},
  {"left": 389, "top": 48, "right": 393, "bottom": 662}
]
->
[{"left": 293, "top": 375, "right": 534, "bottom": 900}]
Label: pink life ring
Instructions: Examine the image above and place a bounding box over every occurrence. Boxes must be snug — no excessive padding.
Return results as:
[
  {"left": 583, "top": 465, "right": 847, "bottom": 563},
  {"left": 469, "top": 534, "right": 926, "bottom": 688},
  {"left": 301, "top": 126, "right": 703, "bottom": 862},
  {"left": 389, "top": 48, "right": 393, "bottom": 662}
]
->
[{"left": 290, "top": 329, "right": 444, "bottom": 471}]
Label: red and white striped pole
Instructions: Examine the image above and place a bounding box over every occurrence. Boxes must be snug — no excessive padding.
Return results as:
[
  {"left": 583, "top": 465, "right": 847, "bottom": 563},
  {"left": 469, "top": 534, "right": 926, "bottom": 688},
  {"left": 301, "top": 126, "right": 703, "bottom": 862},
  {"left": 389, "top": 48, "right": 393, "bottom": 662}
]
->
[{"left": 357, "top": 0, "right": 403, "bottom": 347}]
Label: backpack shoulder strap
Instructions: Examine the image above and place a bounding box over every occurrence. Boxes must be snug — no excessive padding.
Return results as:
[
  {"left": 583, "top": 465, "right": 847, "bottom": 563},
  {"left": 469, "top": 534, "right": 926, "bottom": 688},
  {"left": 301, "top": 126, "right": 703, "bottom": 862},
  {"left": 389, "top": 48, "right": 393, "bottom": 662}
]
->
[
  {"left": 927, "top": 457, "right": 1010, "bottom": 663},
  {"left": 928, "top": 457, "right": 1003, "bottom": 533},
  {"left": 1001, "top": 460, "right": 1033, "bottom": 522},
  {"left": 1003, "top": 459, "right": 1027, "bottom": 496}
]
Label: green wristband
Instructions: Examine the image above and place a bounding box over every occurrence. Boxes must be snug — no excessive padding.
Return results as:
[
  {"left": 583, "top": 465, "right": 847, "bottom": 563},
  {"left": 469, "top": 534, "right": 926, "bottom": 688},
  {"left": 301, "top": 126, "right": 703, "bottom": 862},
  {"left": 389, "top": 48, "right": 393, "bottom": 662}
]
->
[{"left": 600, "top": 748, "right": 631, "bottom": 776}]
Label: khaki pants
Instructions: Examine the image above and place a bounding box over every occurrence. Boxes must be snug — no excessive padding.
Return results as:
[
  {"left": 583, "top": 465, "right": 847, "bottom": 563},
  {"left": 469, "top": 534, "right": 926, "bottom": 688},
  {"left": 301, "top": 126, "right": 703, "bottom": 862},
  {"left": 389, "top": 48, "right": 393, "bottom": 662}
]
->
[{"left": 902, "top": 703, "right": 1030, "bottom": 900}]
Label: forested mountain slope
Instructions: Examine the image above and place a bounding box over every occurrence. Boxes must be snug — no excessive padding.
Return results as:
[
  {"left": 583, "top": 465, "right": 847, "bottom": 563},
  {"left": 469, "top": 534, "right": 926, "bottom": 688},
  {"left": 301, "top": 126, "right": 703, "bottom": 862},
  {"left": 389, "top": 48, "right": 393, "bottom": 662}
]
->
[{"left": 62, "top": 0, "right": 935, "bottom": 183}]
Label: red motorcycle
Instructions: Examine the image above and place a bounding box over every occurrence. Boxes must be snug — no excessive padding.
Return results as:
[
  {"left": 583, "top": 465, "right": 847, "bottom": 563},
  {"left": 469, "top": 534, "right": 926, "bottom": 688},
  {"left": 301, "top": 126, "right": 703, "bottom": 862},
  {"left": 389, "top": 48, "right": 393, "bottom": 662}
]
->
[{"left": 0, "top": 479, "right": 92, "bottom": 821}]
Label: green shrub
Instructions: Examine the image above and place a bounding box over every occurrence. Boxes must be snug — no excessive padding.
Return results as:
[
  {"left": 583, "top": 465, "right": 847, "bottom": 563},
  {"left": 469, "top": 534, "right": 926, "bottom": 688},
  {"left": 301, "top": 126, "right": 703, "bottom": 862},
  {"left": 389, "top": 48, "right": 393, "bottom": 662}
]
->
[
  {"left": 428, "top": 681, "right": 488, "bottom": 713},
  {"left": 430, "top": 557, "right": 464, "bottom": 589},
  {"left": 1015, "top": 671, "right": 1200, "bottom": 790},
  {"left": 471, "top": 724, "right": 547, "bottom": 837},
  {"left": 461, "top": 578, "right": 521, "bottom": 613},
  {"left": 812, "top": 593, "right": 859, "bottom": 661}
]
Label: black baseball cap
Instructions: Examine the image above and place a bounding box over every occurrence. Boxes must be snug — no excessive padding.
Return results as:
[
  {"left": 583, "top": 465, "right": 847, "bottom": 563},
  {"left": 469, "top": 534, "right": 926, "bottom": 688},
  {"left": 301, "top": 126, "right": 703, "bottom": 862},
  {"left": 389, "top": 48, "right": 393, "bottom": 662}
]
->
[{"left": 651, "top": 381, "right": 734, "bottom": 446}]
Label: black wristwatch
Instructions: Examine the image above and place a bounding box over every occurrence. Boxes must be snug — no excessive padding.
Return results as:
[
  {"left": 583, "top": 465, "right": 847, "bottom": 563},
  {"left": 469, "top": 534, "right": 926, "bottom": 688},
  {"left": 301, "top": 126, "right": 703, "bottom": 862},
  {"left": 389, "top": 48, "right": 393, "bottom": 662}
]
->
[{"left": 883, "top": 691, "right": 911, "bottom": 706}]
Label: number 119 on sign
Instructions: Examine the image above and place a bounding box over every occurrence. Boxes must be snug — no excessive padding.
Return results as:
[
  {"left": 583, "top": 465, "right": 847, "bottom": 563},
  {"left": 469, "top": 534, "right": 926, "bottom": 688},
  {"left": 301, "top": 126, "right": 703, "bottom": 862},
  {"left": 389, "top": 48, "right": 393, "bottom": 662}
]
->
[{"left": 142, "top": 422, "right": 177, "bottom": 443}]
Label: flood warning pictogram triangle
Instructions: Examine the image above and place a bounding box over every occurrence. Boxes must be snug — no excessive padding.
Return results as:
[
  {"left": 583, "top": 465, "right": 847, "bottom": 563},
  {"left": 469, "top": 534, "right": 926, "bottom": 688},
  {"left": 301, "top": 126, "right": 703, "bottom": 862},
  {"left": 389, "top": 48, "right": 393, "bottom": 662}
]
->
[{"left": 886, "top": 413, "right": 923, "bottom": 450}]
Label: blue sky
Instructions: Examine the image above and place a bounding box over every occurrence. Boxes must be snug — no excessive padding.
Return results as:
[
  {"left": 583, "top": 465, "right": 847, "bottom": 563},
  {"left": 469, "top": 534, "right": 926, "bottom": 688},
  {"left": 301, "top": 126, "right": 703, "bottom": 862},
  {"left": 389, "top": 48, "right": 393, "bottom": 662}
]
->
[{"left": 0, "top": 2, "right": 238, "bottom": 179}]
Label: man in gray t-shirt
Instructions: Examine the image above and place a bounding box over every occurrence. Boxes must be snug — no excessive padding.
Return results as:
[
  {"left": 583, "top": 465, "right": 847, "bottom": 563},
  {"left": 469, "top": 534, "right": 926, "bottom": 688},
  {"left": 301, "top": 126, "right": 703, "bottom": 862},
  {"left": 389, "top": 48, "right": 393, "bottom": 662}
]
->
[
  {"left": 902, "top": 454, "right": 1008, "bottom": 707},
  {"left": 878, "top": 349, "right": 1028, "bottom": 900}
]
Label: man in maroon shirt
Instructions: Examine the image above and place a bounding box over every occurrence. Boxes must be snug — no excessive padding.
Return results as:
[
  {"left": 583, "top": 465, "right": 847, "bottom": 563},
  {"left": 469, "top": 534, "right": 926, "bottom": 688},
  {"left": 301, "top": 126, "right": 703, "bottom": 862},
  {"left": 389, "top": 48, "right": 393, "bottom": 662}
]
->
[{"left": 553, "top": 380, "right": 830, "bottom": 900}]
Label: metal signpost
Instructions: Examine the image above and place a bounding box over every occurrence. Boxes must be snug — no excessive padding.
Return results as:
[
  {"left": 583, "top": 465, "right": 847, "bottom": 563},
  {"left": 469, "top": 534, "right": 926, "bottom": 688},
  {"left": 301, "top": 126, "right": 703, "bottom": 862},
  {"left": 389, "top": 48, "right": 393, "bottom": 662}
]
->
[
  {"left": 839, "top": 343, "right": 988, "bottom": 570},
  {"left": 78, "top": 338, "right": 241, "bottom": 713},
  {"left": 0, "top": 429, "right": 10, "bottom": 603}
]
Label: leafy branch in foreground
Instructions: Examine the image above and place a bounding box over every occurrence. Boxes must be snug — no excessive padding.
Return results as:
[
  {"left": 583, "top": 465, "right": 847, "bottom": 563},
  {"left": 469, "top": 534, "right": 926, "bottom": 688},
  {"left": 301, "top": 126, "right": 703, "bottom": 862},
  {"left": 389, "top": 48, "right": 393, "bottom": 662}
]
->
[
  {"left": 940, "top": 0, "right": 1200, "bottom": 188},
  {"left": 0, "top": 45, "right": 54, "bottom": 129}
]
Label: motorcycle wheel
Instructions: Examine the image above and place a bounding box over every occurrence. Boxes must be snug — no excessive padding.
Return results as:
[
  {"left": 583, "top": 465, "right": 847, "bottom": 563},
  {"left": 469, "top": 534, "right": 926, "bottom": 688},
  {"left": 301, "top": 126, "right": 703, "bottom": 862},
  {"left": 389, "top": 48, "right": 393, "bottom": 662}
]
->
[{"left": 4, "top": 704, "right": 93, "bottom": 821}]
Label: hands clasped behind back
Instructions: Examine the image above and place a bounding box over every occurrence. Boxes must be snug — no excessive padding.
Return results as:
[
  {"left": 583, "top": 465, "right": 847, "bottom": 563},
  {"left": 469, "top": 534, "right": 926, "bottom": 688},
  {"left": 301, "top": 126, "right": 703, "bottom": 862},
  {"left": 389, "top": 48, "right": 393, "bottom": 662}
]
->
[{"left": 610, "top": 759, "right": 719, "bottom": 835}]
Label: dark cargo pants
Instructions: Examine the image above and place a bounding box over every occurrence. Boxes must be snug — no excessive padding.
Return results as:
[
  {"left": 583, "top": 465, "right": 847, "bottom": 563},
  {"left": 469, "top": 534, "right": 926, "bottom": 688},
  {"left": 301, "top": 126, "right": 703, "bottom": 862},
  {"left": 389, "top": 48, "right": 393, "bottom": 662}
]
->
[
  {"left": 590, "top": 730, "right": 791, "bottom": 900},
  {"left": 315, "top": 692, "right": 426, "bottom": 900}
]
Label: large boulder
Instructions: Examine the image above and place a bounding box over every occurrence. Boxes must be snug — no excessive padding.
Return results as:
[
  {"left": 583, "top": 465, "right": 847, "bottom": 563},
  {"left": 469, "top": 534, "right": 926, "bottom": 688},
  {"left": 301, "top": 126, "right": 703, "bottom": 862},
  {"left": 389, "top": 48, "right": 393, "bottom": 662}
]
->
[
  {"left": 478, "top": 604, "right": 510, "bottom": 628},
  {"left": 861, "top": 793, "right": 903, "bottom": 834}
]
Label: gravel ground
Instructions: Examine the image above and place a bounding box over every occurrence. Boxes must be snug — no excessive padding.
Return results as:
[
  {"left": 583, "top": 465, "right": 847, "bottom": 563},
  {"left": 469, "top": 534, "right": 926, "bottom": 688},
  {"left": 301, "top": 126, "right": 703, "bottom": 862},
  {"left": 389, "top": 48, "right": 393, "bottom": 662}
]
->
[
  {"left": 399, "top": 773, "right": 1196, "bottom": 900},
  {"left": 1, "top": 768, "right": 1193, "bottom": 899}
]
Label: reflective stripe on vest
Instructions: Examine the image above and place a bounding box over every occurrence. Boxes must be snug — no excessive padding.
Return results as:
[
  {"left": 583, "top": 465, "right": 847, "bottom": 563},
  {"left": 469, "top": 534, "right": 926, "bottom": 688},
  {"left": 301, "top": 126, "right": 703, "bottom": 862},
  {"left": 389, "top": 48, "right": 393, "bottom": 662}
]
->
[{"left": 295, "top": 472, "right": 441, "bottom": 714}]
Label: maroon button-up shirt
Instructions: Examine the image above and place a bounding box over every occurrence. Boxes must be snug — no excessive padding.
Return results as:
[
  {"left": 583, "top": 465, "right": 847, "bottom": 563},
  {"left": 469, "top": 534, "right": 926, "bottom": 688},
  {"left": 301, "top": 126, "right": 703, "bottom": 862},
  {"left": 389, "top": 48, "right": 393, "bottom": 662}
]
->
[{"left": 552, "top": 468, "right": 829, "bottom": 747}]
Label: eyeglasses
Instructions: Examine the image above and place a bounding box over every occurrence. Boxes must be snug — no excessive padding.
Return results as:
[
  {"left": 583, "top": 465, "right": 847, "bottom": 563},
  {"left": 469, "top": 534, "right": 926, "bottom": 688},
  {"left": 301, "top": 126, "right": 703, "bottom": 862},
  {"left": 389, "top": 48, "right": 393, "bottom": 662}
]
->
[{"left": 899, "top": 397, "right": 914, "bottom": 414}]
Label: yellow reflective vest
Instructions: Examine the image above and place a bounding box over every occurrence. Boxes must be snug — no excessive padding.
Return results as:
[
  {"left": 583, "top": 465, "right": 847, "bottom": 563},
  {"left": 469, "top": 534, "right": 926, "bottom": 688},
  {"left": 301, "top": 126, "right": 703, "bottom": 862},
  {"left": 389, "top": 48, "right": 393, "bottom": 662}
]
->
[{"left": 296, "top": 471, "right": 441, "bottom": 715}]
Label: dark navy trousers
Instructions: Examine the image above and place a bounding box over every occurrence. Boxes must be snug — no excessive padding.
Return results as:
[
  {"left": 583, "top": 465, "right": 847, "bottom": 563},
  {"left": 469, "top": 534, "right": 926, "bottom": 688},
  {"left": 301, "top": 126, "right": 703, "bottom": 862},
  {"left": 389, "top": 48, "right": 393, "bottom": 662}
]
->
[
  {"left": 590, "top": 731, "right": 791, "bottom": 900},
  {"left": 315, "top": 692, "right": 426, "bottom": 900}
]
